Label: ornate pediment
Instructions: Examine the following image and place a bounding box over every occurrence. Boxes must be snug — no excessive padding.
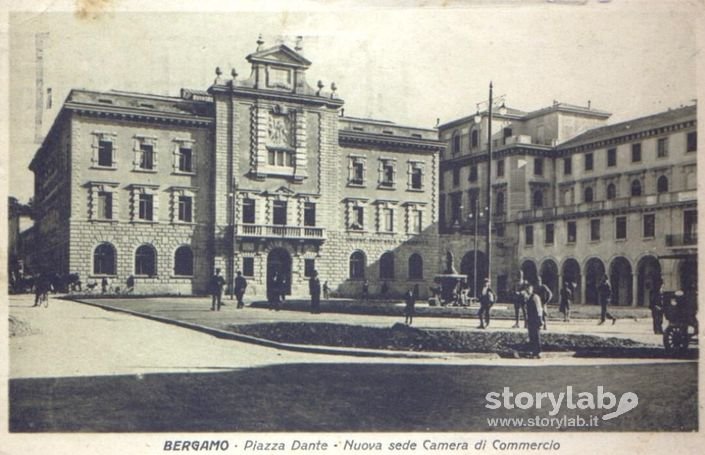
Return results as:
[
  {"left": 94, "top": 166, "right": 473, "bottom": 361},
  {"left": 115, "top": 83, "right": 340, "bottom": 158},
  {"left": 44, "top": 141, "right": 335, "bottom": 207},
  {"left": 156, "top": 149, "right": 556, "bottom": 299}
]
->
[{"left": 247, "top": 44, "right": 312, "bottom": 69}]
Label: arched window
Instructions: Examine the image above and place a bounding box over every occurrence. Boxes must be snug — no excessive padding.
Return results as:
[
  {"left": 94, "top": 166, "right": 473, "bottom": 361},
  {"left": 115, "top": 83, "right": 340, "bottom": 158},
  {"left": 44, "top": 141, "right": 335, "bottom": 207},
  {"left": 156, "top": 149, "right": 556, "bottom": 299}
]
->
[
  {"left": 93, "top": 243, "right": 116, "bottom": 275},
  {"left": 631, "top": 179, "right": 642, "bottom": 197},
  {"left": 496, "top": 191, "right": 505, "bottom": 215},
  {"left": 173, "top": 245, "right": 193, "bottom": 276},
  {"left": 135, "top": 244, "right": 157, "bottom": 276},
  {"left": 380, "top": 251, "right": 395, "bottom": 280},
  {"left": 533, "top": 190, "right": 543, "bottom": 208},
  {"left": 584, "top": 187, "right": 594, "bottom": 203},
  {"left": 452, "top": 132, "right": 460, "bottom": 154},
  {"left": 606, "top": 183, "right": 616, "bottom": 200},
  {"left": 657, "top": 175, "right": 669, "bottom": 193},
  {"left": 408, "top": 254, "right": 423, "bottom": 280},
  {"left": 349, "top": 251, "right": 366, "bottom": 280}
]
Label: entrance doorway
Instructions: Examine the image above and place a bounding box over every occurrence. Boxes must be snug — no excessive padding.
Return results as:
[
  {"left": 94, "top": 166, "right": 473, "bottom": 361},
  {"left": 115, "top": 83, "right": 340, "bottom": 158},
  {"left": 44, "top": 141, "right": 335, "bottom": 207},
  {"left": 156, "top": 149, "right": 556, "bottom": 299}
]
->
[{"left": 267, "top": 248, "right": 292, "bottom": 302}]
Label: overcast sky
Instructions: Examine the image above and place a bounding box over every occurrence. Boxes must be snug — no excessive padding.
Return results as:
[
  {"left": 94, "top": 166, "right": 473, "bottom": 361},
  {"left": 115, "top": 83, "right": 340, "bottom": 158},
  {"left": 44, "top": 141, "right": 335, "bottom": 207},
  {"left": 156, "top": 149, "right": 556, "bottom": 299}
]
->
[{"left": 7, "top": 1, "right": 700, "bottom": 202}]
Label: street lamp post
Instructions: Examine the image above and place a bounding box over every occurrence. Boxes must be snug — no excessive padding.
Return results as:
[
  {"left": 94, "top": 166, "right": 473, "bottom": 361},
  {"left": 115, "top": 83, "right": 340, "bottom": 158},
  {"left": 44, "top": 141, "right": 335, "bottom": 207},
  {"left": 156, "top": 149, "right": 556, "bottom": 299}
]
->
[{"left": 468, "top": 199, "right": 483, "bottom": 299}]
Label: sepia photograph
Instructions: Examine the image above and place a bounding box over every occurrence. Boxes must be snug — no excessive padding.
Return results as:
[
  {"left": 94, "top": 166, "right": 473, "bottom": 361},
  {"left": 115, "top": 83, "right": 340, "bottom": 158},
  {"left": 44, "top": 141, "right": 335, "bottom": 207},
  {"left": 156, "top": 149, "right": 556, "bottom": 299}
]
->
[{"left": 2, "top": 0, "right": 703, "bottom": 453}]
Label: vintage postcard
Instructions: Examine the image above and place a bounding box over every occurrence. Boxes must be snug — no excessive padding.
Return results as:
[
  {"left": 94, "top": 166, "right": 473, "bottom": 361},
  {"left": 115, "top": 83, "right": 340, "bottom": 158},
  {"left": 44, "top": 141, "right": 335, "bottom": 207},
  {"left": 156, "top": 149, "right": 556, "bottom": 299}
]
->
[{"left": 2, "top": 0, "right": 704, "bottom": 454}]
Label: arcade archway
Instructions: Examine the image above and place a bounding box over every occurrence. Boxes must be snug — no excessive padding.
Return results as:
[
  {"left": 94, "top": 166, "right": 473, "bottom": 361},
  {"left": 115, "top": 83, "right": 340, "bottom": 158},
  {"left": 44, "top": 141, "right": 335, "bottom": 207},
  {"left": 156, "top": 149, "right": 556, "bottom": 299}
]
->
[
  {"left": 609, "top": 256, "right": 633, "bottom": 306},
  {"left": 521, "top": 260, "right": 538, "bottom": 286},
  {"left": 540, "top": 259, "right": 559, "bottom": 302},
  {"left": 585, "top": 258, "right": 605, "bottom": 305},
  {"left": 637, "top": 256, "right": 661, "bottom": 307},
  {"left": 561, "top": 258, "right": 581, "bottom": 305}
]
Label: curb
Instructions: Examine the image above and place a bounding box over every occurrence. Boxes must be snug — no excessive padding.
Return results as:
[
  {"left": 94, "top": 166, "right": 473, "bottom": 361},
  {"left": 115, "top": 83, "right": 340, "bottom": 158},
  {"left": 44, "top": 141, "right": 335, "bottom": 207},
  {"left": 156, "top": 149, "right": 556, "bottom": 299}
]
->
[{"left": 67, "top": 298, "right": 499, "bottom": 360}]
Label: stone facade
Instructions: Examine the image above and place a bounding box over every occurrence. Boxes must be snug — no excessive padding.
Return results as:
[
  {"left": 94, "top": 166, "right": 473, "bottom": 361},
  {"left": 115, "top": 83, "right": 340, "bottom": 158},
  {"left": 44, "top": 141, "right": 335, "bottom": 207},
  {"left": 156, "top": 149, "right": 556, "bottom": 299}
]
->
[
  {"left": 29, "top": 41, "right": 444, "bottom": 297},
  {"left": 438, "top": 103, "right": 698, "bottom": 305}
]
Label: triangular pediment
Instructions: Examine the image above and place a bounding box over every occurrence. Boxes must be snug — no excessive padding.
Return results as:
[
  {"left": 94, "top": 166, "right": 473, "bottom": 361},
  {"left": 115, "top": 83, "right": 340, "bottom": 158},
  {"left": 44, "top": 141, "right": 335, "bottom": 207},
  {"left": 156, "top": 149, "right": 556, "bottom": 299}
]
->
[
  {"left": 269, "top": 186, "right": 296, "bottom": 196},
  {"left": 247, "top": 44, "right": 312, "bottom": 68}
]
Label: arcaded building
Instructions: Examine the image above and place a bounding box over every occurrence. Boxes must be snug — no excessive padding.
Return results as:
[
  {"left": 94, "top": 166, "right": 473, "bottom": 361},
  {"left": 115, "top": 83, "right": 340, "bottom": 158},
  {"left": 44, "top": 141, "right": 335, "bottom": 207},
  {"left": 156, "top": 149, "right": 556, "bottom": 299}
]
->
[
  {"left": 439, "top": 103, "right": 697, "bottom": 305},
  {"left": 29, "top": 40, "right": 443, "bottom": 297}
]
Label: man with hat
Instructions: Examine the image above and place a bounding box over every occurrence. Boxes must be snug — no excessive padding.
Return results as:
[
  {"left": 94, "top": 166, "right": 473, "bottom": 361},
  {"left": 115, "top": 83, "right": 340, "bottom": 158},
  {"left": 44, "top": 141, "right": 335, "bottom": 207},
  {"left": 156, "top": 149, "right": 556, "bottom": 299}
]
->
[{"left": 210, "top": 268, "right": 225, "bottom": 311}]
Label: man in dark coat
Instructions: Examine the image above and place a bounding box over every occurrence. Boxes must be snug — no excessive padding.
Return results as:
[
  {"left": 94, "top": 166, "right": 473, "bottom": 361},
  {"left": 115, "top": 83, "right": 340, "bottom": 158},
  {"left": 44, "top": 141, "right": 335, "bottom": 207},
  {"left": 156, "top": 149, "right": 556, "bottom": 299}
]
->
[
  {"left": 524, "top": 283, "right": 544, "bottom": 358},
  {"left": 309, "top": 270, "right": 321, "bottom": 314},
  {"left": 536, "top": 277, "right": 553, "bottom": 330},
  {"left": 210, "top": 268, "right": 225, "bottom": 311},
  {"left": 597, "top": 274, "right": 617, "bottom": 325},
  {"left": 234, "top": 271, "right": 248, "bottom": 309}
]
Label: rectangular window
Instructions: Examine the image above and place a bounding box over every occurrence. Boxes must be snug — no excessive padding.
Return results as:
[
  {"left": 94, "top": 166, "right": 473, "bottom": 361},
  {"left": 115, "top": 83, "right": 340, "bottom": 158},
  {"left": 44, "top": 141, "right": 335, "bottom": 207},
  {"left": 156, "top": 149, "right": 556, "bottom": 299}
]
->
[
  {"left": 657, "top": 138, "right": 669, "bottom": 158},
  {"left": 380, "top": 161, "right": 395, "bottom": 187},
  {"left": 178, "top": 196, "right": 192, "bottom": 222},
  {"left": 353, "top": 206, "right": 364, "bottom": 229},
  {"left": 97, "top": 191, "right": 113, "bottom": 220},
  {"left": 272, "top": 200, "right": 287, "bottom": 225},
  {"left": 178, "top": 147, "right": 193, "bottom": 173},
  {"left": 563, "top": 157, "right": 572, "bottom": 175},
  {"left": 413, "top": 210, "right": 423, "bottom": 234},
  {"left": 411, "top": 167, "right": 423, "bottom": 189},
  {"left": 383, "top": 208, "right": 394, "bottom": 232},
  {"left": 98, "top": 140, "right": 113, "bottom": 167},
  {"left": 139, "top": 143, "right": 155, "bottom": 170},
  {"left": 545, "top": 223, "right": 554, "bottom": 245},
  {"left": 567, "top": 221, "right": 577, "bottom": 243},
  {"left": 450, "top": 193, "right": 461, "bottom": 224},
  {"left": 269, "top": 149, "right": 294, "bottom": 167},
  {"left": 585, "top": 153, "right": 593, "bottom": 171},
  {"left": 631, "top": 143, "right": 642, "bottom": 162},
  {"left": 453, "top": 168, "right": 460, "bottom": 186},
  {"left": 503, "top": 127, "right": 512, "bottom": 145},
  {"left": 351, "top": 160, "right": 365, "bottom": 185},
  {"left": 242, "top": 198, "right": 255, "bottom": 224},
  {"left": 469, "top": 165, "right": 478, "bottom": 182},
  {"left": 304, "top": 202, "right": 316, "bottom": 227},
  {"left": 590, "top": 219, "right": 601, "bottom": 241},
  {"left": 643, "top": 213, "right": 655, "bottom": 238},
  {"left": 138, "top": 194, "right": 153, "bottom": 221},
  {"left": 495, "top": 223, "right": 505, "bottom": 237},
  {"left": 242, "top": 257, "right": 255, "bottom": 277},
  {"left": 607, "top": 148, "right": 617, "bottom": 167},
  {"left": 616, "top": 216, "right": 627, "bottom": 240},
  {"left": 687, "top": 131, "right": 697, "bottom": 152},
  {"left": 534, "top": 158, "right": 544, "bottom": 176},
  {"left": 304, "top": 258, "right": 316, "bottom": 278},
  {"left": 525, "top": 225, "right": 534, "bottom": 246},
  {"left": 497, "top": 159, "right": 505, "bottom": 178}
]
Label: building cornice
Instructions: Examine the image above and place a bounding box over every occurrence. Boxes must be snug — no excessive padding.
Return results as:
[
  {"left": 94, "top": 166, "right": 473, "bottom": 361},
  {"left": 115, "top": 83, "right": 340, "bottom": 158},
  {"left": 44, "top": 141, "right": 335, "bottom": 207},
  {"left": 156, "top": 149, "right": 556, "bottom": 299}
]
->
[
  {"left": 339, "top": 130, "right": 445, "bottom": 153},
  {"left": 66, "top": 102, "right": 213, "bottom": 127},
  {"left": 440, "top": 144, "right": 554, "bottom": 170},
  {"left": 209, "top": 84, "right": 344, "bottom": 109}
]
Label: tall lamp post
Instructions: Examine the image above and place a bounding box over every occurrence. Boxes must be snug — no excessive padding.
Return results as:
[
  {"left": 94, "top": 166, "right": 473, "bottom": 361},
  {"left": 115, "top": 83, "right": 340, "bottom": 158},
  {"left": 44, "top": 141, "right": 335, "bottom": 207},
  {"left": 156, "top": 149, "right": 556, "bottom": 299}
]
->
[
  {"left": 467, "top": 199, "right": 484, "bottom": 299},
  {"left": 474, "top": 82, "right": 506, "bottom": 287}
]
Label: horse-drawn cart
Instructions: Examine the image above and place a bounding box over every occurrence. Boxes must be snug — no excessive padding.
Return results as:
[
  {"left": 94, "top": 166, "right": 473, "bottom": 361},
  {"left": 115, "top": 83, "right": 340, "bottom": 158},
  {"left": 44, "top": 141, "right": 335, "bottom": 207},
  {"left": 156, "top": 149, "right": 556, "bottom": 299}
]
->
[{"left": 662, "top": 290, "right": 698, "bottom": 354}]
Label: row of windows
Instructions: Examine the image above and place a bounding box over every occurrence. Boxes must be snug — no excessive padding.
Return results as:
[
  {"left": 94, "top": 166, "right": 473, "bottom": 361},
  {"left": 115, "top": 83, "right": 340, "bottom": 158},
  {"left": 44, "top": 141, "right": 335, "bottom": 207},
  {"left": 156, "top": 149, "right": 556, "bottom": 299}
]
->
[
  {"left": 347, "top": 204, "right": 425, "bottom": 234},
  {"left": 523, "top": 211, "right": 696, "bottom": 246},
  {"left": 93, "top": 243, "right": 193, "bottom": 276},
  {"left": 349, "top": 251, "right": 424, "bottom": 280},
  {"left": 92, "top": 134, "right": 195, "bottom": 174},
  {"left": 241, "top": 199, "right": 316, "bottom": 226},
  {"left": 90, "top": 189, "right": 194, "bottom": 223},
  {"left": 562, "top": 132, "right": 696, "bottom": 175},
  {"left": 348, "top": 157, "right": 425, "bottom": 190}
]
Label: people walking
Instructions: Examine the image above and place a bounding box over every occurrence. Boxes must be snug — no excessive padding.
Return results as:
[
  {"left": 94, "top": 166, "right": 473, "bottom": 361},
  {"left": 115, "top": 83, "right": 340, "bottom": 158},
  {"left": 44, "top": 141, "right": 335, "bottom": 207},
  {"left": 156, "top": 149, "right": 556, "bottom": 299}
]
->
[
  {"left": 210, "top": 268, "right": 225, "bottom": 311},
  {"left": 559, "top": 281, "right": 573, "bottom": 322},
  {"left": 650, "top": 280, "right": 664, "bottom": 334},
  {"left": 597, "top": 274, "right": 617, "bottom": 325},
  {"left": 524, "top": 282, "right": 544, "bottom": 359},
  {"left": 309, "top": 270, "right": 321, "bottom": 314},
  {"left": 234, "top": 271, "right": 248, "bottom": 309},
  {"left": 477, "top": 278, "right": 496, "bottom": 329},
  {"left": 101, "top": 276, "right": 109, "bottom": 294},
  {"left": 512, "top": 277, "right": 527, "bottom": 328},
  {"left": 33, "top": 273, "right": 51, "bottom": 308},
  {"left": 536, "top": 277, "right": 553, "bottom": 330},
  {"left": 404, "top": 286, "right": 417, "bottom": 325},
  {"left": 323, "top": 281, "right": 330, "bottom": 301}
]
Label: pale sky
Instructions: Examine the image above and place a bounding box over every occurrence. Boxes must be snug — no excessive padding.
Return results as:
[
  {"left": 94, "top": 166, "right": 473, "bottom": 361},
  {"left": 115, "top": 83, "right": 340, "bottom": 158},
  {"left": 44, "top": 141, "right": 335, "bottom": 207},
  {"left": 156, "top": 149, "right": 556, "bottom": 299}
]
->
[{"left": 7, "top": 1, "right": 700, "bottom": 202}]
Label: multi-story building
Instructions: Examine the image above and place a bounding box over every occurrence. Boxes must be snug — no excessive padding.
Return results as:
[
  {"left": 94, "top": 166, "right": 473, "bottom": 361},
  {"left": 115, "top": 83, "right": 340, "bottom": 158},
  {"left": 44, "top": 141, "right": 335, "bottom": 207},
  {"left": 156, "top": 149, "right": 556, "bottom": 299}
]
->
[
  {"left": 28, "top": 39, "right": 443, "bottom": 297},
  {"left": 439, "top": 102, "right": 697, "bottom": 306}
]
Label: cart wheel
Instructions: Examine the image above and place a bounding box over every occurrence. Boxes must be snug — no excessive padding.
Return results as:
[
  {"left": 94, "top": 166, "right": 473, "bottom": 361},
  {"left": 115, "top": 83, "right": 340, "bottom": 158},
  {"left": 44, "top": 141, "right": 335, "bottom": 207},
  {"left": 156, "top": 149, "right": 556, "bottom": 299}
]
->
[{"left": 663, "top": 325, "right": 689, "bottom": 354}]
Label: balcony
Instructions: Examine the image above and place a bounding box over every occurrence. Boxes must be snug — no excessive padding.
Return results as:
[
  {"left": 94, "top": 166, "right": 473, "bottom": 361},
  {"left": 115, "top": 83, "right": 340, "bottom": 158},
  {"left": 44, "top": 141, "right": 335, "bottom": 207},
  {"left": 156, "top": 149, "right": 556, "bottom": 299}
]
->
[
  {"left": 665, "top": 233, "right": 698, "bottom": 248},
  {"left": 236, "top": 223, "right": 326, "bottom": 240}
]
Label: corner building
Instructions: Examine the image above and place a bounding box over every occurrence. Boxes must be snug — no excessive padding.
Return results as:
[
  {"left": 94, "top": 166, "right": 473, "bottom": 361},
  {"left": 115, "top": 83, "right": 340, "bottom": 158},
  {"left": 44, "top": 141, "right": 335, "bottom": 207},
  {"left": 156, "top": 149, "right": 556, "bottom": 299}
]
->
[
  {"left": 29, "top": 42, "right": 443, "bottom": 297},
  {"left": 438, "top": 102, "right": 697, "bottom": 305}
]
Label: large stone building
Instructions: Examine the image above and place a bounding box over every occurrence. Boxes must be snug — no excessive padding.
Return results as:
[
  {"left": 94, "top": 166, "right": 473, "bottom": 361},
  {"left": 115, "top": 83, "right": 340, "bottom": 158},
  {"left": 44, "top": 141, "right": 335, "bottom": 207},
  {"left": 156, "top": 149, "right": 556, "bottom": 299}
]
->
[
  {"left": 28, "top": 40, "right": 443, "bottom": 297},
  {"left": 438, "top": 102, "right": 698, "bottom": 305}
]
